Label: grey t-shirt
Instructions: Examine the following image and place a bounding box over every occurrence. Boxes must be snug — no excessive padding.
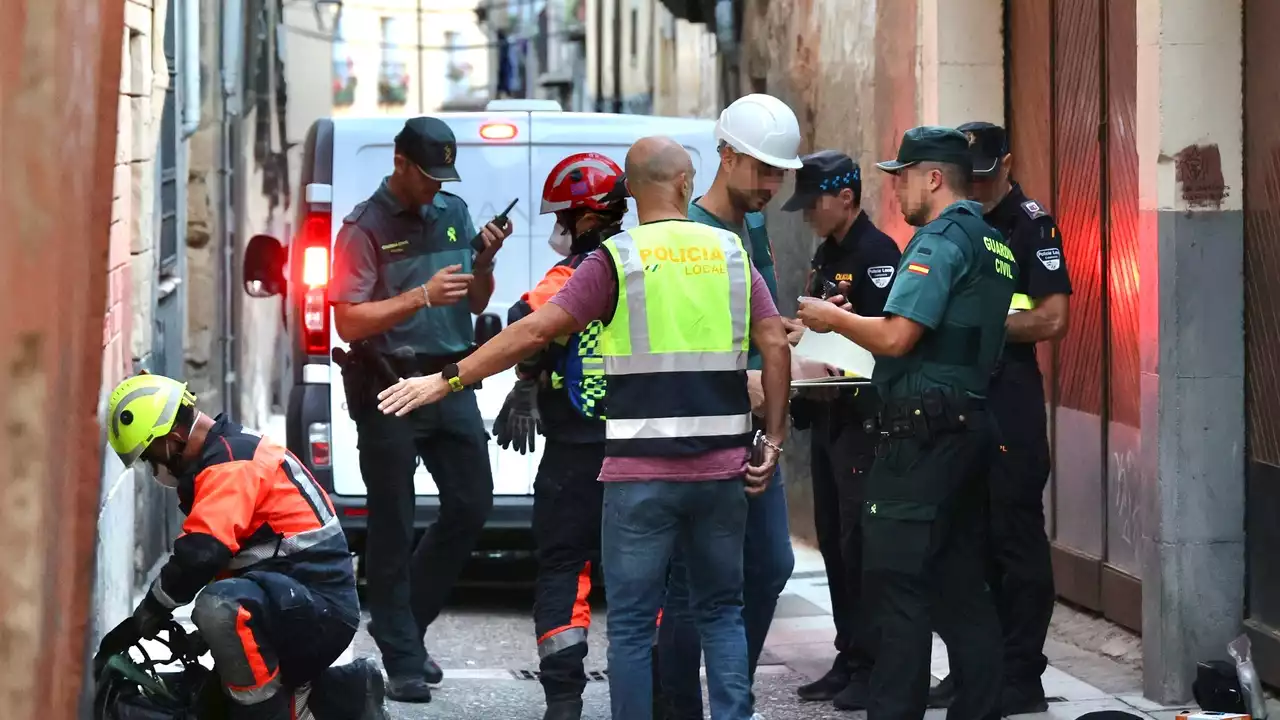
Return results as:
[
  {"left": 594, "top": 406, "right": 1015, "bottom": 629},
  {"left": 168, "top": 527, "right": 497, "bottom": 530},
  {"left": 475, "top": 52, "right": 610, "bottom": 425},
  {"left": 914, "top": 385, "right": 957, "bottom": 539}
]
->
[{"left": 330, "top": 180, "right": 477, "bottom": 355}]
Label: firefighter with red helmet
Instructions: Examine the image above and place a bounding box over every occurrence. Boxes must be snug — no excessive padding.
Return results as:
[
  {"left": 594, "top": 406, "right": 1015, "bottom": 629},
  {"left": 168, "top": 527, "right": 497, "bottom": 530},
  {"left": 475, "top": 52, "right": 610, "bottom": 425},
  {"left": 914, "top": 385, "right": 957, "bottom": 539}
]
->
[{"left": 499, "top": 153, "right": 629, "bottom": 720}]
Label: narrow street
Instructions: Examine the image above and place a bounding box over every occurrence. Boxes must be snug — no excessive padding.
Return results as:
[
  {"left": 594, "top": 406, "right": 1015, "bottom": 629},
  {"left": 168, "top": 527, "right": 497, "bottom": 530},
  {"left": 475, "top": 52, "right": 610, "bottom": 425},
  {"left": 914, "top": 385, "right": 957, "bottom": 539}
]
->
[{"left": 143, "top": 530, "right": 1175, "bottom": 720}]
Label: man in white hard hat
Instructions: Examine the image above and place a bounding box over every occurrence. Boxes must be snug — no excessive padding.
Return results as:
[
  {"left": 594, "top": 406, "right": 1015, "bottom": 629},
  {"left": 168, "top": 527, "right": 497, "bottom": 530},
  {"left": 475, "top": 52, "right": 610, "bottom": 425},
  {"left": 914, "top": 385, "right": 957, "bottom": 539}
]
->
[{"left": 656, "top": 93, "right": 805, "bottom": 719}]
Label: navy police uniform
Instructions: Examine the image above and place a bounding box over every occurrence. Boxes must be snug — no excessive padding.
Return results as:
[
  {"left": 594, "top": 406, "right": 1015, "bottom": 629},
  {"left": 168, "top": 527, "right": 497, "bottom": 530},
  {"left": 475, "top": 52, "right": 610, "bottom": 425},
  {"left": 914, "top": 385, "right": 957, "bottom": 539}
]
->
[
  {"left": 329, "top": 117, "right": 494, "bottom": 683},
  {"left": 784, "top": 151, "right": 901, "bottom": 702},
  {"left": 961, "top": 121, "right": 1073, "bottom": 704},
  {"left": 865, "top": 127, "right": 1014, "bottom": 720}
]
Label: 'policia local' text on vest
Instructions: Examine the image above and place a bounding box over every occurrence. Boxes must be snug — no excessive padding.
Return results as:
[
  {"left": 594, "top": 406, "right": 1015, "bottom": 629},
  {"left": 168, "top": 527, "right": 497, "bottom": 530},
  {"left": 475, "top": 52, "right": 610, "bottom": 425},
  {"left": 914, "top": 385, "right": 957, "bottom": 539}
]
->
[{"left": 598, "top": 219, "right": 754, "bottom": 457}]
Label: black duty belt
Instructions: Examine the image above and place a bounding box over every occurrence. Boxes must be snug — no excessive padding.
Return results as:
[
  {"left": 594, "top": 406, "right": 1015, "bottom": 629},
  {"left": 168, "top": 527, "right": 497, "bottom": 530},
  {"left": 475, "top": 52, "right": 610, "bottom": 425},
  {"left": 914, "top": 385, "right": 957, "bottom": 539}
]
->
[
  {"left": 386, "top": 348, "right": 476, "bottom": 378},
  {"left": 863, "top": 388, "right": 984, "bottom": 448}
]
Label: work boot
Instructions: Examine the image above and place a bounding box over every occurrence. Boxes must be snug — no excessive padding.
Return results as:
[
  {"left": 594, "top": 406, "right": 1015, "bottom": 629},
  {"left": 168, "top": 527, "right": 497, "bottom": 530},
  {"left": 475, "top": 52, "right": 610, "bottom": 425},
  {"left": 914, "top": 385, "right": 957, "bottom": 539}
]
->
[
  {"left": 927, "top": 674, "right": 956, "bottom": 709},
  {"left": 542, "top": 698, "right": 584, "bottom": 720},
  {"left": 423, "top": 653, "right": 444, "bottom": 685},
  {"left": 1000, "top": 683, "right": 1049, "bottom": 716},
  {"left": 797, "top": 657, "right": 851, "bottom": 702},
  {"left": 355, "top": 659, "right": 389, "bottom": 720},
  {"left": 386, "top": 674, "right": 432, "bottom": 703},
  {"left": 832, "top": 671, "right": 870, "bottom": 711}
]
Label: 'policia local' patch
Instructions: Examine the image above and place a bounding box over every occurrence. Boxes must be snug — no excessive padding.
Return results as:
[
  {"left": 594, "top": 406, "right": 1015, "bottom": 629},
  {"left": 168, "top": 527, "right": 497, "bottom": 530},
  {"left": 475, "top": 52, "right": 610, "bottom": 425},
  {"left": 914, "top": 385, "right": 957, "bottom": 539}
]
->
[
  {"left": 907, "top": 263, "right": 930, "bottom": 276},
  {"left": 867, "top": 265, "right": 895, "bottom": 288},
  {"left": 1036, "top": 247, "right": 1062, "bottom": 271}
]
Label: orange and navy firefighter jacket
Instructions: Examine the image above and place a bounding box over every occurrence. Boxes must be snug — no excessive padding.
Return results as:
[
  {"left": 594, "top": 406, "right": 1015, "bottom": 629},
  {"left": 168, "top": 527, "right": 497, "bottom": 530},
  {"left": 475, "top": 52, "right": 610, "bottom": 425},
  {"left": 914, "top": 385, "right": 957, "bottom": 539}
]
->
[
  {"left": 509, "top": 251, "right": 605, "bottom": 445},
  {"left": 138, "top": 415, "right": 356, "bottom": 618}
]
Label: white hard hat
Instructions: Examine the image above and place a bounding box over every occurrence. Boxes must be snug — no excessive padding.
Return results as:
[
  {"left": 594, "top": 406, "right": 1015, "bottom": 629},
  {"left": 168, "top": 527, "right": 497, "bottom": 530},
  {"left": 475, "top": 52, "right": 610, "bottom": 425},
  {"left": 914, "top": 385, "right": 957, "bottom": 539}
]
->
[{"left": 714, "top": 94, "right": 803, "bottom": 170}]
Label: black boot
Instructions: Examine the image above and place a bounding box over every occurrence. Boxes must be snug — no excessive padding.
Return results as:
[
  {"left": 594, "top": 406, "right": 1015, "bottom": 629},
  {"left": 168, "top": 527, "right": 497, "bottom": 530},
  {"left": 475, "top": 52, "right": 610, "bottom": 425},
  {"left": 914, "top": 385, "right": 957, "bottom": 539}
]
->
[
  {"left": 423, "top": 652, "right": 444, "bottom": 685},
  {"left": 832, "top": 671, "right": 870, "bottom": 711},
  {"left": 1000, "top": 682, "right": 1049, "bottom": 716},
  {"left": 386, "top": 674, "right": 432, "bottom": 703},
  {"left": 798, "top": 656, "right": 851, "bottom": 702},
  {"left": 310, "top": 658, "right": 389, "bottom": 720},
  {"left": 543, "top": 698, "right": 584, "bottom": 720},
  {"left": 928, "top": 674, "right": 956, "bottom": 709}
]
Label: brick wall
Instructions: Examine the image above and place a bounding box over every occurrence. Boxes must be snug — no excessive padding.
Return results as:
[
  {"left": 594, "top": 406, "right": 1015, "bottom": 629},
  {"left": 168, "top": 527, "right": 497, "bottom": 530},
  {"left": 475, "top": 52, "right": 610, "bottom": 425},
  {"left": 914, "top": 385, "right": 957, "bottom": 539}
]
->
[{"left": 93, "top": 0, "right": 171, "bottom": 647}]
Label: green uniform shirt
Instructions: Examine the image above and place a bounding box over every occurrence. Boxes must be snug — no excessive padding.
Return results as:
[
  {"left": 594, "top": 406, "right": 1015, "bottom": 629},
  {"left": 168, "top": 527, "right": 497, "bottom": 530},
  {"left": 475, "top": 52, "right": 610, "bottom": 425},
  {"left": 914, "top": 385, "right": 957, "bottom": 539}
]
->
[
  {"left": 687, "top": 199, "right": 778, "bottom": 371},
  {"left": 873, "top": 200, "right": 1017, "bottom": 402},
  {"left": 331, "top": 180, "right": 477, "bottom": 355}
]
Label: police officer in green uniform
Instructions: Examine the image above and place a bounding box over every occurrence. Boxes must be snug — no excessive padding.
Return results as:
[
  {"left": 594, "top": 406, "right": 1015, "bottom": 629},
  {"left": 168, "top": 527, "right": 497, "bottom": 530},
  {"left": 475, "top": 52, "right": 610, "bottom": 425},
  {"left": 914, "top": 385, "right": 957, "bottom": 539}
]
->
[
  {"left": 329, "top": 116, "right": 513, "bottom": 703},
  {"left": 796, "top": 126, "right": 1015, "bottom": 720},
  {"left": 926, "top": 122, "right": 1073, "bottom": 715},
  {"left": 784, "top": 150, "right": 901, "bottom": 710}
]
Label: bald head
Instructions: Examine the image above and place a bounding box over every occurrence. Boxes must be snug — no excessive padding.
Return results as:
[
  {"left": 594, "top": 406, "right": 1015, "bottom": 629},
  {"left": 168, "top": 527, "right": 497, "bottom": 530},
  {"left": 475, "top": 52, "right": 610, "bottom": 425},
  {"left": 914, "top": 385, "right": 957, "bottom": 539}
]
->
[{"left": 625, "top": 136, "right": 695, "bottom": 221}]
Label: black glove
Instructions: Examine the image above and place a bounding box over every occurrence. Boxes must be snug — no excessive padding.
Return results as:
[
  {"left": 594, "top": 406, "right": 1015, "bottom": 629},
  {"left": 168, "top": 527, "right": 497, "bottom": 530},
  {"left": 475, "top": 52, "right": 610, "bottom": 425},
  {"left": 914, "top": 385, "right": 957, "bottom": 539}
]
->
[
  {"left": 494, "top": 378, "right": 542, "bottom": 455},
  {"left": 94, "top": 617, "right": 142, "bottom": 678}
]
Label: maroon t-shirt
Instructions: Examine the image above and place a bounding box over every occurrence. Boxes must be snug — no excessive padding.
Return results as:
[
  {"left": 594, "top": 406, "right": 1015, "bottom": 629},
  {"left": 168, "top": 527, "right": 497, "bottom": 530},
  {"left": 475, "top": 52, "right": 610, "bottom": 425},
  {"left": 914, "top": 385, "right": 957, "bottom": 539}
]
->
[{"left": 547, "top": 248, "right": 780, "bottom": 482}]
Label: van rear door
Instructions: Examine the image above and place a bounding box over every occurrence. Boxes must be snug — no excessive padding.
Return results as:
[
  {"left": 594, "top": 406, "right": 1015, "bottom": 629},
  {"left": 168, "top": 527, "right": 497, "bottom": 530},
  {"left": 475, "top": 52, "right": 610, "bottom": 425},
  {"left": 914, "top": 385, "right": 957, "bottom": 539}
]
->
[{"left": 327, "top": 113, "right": 537, "bottom": 498}]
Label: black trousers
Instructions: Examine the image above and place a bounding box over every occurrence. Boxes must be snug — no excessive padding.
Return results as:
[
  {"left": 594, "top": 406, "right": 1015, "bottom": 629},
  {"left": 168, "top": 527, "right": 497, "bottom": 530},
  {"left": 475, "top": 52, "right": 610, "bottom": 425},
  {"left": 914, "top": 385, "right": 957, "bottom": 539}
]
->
[
  {"left": 809, "top": 404, "right": 876, "bottom": 672},
  {"left": 190, "top": 571, "right": 361, "bottom": 718},
  {"left": 356, "top": 388, "right": 494, "bottom": 677},
  {"left": 863, "top": 413, "right": 1002, "bottom": 720},
  {"left": 987, "top": 361, "right": 1055, "bottom": 688},
  {"left": 532, "top": 439, "right": 607, "bottom": 701}
]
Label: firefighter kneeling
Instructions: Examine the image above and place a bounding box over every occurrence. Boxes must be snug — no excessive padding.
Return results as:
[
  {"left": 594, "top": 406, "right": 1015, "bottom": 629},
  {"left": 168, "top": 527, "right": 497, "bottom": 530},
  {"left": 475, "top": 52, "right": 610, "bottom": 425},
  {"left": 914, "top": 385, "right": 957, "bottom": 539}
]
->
[
  {"left": 94, "top": 373, "right": 385, "bottom": 720},
  {"left": 500, "top": 152, "right": 646, "bottom": 720}
]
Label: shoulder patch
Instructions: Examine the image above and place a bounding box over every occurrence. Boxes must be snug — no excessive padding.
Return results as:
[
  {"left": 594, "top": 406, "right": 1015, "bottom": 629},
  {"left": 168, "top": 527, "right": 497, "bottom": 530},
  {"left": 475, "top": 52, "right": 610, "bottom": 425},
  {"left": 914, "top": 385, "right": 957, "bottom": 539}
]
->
[
  {"left": 1021, "top": 200, "right": 1049, "bottom": 220},
  {"left": 867, "top": 265, "right": 895, "bottom": 289},
  {"left": 1036, "top": 247, "right": 1062, "bottom": 271},
  {"left": 342, "top": 200, "right": 371, "bottom": 224}
]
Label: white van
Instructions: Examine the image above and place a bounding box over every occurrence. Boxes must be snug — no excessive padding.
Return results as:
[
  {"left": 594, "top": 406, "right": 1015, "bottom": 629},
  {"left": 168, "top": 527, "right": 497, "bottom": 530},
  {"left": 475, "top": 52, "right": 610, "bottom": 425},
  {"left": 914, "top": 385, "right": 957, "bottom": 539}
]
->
[{"left": 242, "top": 101, "right": 721, "bottom": 556}]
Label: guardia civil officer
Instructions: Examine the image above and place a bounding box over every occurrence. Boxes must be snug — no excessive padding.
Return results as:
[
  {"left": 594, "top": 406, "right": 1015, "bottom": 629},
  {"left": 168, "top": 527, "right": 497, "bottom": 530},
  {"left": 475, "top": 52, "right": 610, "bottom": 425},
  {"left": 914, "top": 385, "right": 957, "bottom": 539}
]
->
[
  {"left": 329, "top": 116, "right": 513, "bottom": 703},
  {"left": 926, "top": 121, "right": 1072, "bottom": 715},
  {"left": 782, "top": 150, "right": 901, "bottom": 710},
  {"left": 796, "top": 126, "right": 1015, "bottom": 720}
]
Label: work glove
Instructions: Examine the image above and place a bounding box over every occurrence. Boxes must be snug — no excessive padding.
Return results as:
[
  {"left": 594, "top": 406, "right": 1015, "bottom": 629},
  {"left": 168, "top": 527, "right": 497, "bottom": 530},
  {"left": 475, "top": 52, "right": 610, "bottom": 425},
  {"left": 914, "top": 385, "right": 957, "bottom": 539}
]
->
[
  {"left": 494, "top": 378, "right": 542, "bottom": 455},
  {"left": 93, "top": 617, "right": 142, "bottom": 678},
  {"left": 93, "top": 594, "right": 171, "bottom": 677}
]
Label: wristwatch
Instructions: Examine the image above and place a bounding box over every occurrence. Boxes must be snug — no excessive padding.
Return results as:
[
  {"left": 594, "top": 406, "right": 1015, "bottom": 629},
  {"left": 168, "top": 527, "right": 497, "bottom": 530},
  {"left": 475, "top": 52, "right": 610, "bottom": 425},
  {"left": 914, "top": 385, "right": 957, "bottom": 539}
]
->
[{"left": 442, "top": 363, "right": 464, "bottom": 393}]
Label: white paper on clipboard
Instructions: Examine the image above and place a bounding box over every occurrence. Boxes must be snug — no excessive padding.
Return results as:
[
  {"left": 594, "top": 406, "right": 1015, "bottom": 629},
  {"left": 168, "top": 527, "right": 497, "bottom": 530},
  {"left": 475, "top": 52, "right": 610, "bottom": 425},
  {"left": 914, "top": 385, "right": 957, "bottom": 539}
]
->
[{"left": 792, "top": 328, "right": 877, "bottom": 379}]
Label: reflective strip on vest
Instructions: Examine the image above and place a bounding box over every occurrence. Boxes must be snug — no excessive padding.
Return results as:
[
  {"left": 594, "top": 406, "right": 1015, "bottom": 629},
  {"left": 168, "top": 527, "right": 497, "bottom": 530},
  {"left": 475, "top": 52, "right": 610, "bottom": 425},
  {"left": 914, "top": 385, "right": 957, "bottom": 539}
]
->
[
  {"left": 599, "top": 223, "right": 753, "bottom": 451},
  {"left": 1010, "top": 293, "right": 1035, "bottom": 311},
  {"left": 606, "top": 414, "right": 753, "bottom": 442}
]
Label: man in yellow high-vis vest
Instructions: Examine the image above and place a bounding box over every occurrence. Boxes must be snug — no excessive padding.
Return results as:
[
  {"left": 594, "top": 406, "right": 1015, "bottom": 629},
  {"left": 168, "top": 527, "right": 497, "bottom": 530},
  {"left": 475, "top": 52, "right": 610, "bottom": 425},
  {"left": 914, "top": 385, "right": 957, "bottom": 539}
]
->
[{"left": 376, "top": 136, "right": 793, "bottom": 720}]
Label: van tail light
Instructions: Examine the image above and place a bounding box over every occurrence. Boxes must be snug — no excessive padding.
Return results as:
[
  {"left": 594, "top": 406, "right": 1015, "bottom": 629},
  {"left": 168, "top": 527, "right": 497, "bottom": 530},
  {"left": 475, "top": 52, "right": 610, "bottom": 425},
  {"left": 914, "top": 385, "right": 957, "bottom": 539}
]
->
[
  {"left": 308, "top": 422, "right": 331, "bottom": 468},
  {"left": 480, "top": 122, "right": 518, "bottom": 141},
  {"left": 296, "top": 212, "right": 332, "bottom": 356}
]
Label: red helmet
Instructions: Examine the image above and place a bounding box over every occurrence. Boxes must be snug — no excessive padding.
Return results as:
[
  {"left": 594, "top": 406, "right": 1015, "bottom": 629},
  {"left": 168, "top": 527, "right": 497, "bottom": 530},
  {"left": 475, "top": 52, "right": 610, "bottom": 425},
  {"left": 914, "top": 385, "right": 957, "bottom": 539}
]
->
[{"left": 540, "top": 152, "right": 628, "bottom": 215}]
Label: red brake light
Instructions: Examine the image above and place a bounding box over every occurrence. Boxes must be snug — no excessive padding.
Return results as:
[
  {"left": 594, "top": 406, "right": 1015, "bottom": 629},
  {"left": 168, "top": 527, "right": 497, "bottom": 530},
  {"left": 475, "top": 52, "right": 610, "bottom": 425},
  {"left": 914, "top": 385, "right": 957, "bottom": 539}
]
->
[
  {"left": 296, "top": 212, "right": 332, "bottom": 357},
  {"left": 480, "top": 122, "right": 518, "bottom": 141}
]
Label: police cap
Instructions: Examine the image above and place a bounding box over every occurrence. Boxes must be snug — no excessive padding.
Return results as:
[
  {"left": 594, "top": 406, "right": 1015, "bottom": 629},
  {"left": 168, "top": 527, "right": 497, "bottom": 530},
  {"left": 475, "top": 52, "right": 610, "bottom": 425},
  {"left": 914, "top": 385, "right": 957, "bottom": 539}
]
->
[
  {"left": 876, "top": 126, "right": 973, "bottom": 175},
  {"left": 395, "top": 116, "right": 461, "bottom": 182},
  {"left": 782, "top": 150, "right": 861, "bottom": 212},
  {"left": 956, "top": 121, "right": 1009, "bottom": 178}
]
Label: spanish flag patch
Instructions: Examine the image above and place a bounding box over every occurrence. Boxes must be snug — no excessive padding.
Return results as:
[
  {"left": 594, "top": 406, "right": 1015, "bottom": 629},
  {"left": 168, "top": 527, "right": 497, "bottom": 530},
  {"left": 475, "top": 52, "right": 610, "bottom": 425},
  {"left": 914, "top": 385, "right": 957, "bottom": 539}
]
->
[{"left": 907, "top": 262, "right": 930, "bottom": 276}]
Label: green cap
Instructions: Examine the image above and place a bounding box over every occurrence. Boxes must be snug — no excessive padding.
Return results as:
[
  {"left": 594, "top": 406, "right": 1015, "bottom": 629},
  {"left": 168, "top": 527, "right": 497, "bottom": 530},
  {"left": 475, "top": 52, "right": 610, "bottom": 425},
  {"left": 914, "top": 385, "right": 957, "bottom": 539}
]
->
[
  {"left": 876, "top": 126, "right": 973, "bottom": 175},
  {"left": 395, "top": 116, "right": 461, "bottom": 182}
]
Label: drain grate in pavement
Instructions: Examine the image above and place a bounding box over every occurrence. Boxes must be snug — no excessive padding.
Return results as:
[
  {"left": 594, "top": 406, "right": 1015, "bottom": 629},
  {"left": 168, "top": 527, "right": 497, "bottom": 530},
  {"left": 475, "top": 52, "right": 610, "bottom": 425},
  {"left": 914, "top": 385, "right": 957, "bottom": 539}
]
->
[
  {"left": 791, "top": 570, "right": 827, "bottom": 580},
  {"left": 1046, "top": 696, "right": 1067, "bottom": 703},
  {"left": 511, "top": 669, "right": 610, "bottom": 682}
]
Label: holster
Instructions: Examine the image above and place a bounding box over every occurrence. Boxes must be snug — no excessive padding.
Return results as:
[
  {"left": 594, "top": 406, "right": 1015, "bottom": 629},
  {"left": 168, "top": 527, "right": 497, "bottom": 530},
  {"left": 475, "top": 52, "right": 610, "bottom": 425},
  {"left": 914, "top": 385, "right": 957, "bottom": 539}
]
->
[{"left": 335, "top": 342, "right": 383, "bottom": 422}]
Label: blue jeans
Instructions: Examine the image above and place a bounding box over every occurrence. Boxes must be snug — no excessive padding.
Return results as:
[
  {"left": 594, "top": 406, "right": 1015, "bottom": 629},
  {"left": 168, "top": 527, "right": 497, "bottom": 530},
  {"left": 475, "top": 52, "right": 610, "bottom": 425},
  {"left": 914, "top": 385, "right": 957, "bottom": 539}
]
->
[
  {"left": 602, "top": 479, "right": 752, "bottom": 720},
  {"left": 659, "top": 469, "right": 795, "bottom": 716}
]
